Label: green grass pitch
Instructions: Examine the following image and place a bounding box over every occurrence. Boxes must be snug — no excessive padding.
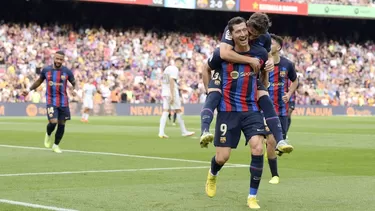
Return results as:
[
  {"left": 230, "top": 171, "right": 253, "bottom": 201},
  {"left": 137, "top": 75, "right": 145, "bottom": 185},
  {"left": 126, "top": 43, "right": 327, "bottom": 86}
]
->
[{"left": 0, "top": 116, "right": 374, "bottom": 211}]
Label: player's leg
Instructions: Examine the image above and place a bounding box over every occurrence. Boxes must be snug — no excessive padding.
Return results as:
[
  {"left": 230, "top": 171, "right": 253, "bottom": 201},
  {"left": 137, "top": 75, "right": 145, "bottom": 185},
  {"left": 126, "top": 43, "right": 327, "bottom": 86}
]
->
[
  {"left": 200, "top": 80, "right": 222, "bottom": 147},
  {"left": 287, "top": 105, "right": 294, "bottom": 135},
  {"left": 174, "top": 97, "right": 194, "bottom": 136},
  {"left": 84, "top": 100, "right": 94, "bottom": 122},
  {"left": 158, "top": 97, "right": 170, "bottom": 138},
  {"left": 206, "top": 112, "right": 241, "bottom": 198},
  {"left": 45, "top": 106, "right": 58, "bottom": 148},
  {"left": 52, "top": 107, "right": 70, "bottom": 153},
  {"left": 257, "top": 89, "right": 293, "bottom": 153},
  {"left": 241, "top": 111, "right": 266, "bottom": 209},
  {"left": 173, "top": 112, "right": 177, "bottom": 125},
  {"left": 266, "top": 134, "right": 279, "bottom": 184}
]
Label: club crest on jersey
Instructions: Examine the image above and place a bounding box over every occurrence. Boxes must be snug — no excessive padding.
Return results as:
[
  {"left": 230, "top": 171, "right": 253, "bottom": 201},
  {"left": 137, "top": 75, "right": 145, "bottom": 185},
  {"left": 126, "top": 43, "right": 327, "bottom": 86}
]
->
[
  {"left": 230, "top": 71, "right": 239, "bottom": 79},
  {"left": 220, "top": 137, "right": 226, "bottom": 143},
  {"left": 61, "top": 75, "right": 66, "bottom": 80},
  {"left": 280, "top": 71, "right": 286, "bottom": 77},
  {"left": 225, "top": 30, "right": 232, "bottom": 40},
  {"left": 214, "top": 80, "right": 220, "bottom": 85}
]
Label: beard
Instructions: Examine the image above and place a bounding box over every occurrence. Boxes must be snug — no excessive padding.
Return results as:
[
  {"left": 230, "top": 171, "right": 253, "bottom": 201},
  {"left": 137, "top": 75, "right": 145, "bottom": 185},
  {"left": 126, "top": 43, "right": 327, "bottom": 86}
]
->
[{"left": 54, "top": 62, "right": 62, "bottom": 69}]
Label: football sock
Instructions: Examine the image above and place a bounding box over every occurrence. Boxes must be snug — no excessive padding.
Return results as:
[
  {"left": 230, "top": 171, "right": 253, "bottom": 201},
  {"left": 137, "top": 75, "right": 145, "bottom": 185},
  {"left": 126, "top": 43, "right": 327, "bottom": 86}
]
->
[
  {"left": 258, "top": 96, "right": 284, "bottom": 144},
  {"left": 54, "top": 124, "right": 65, "bottom": 145},
  {"left": 268, "top": 158, "right": 279, "bottom": 177},
  {"left": 249, "top": 154, "right": 263, "bottom": 197},
  {"left": 176, "top": 113, "right": 187, "bottom": 134},
  {"left": 210, "top": 156, "right": 224, "bottom": 176},
  {"left": 287, "top": 116, "right": 291, "bottom": 133},
  {"left": 46, "top": 123, "right": 57, "bottom": 136},
  {"left": 159, "top": 111, "right": 169, "bottom": 135},
  {"left": 201, "top": 91, "right": 221, "bottom": 134},
  {"left": 173, "top": 112, "right": 177, "bottom": 123}
]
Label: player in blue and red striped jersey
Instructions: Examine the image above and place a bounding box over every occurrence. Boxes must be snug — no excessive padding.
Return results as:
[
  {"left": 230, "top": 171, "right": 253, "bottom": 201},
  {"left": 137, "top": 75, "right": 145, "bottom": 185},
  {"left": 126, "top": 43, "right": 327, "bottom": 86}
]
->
[
  {"left": 203, "top": 17, "right": 268, "bottom": 209},
  {"left": 200, "top": 12, "right": 293, "bottom": 156},
  {"left": 22, "top": 51, "right": 76, "bottom": 154},
  {"left": 264, "top": 34, "right": 299, "bottom": 184}
]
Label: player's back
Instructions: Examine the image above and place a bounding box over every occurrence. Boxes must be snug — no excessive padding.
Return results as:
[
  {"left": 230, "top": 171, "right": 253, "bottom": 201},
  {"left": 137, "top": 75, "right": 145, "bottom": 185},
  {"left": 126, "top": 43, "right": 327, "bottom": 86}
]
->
[
  {"left": 161, "top": 65, "right": 179, "bottom": 97},
  {"left": 42, "top": 65, "right": 73, "bottom": 107}
]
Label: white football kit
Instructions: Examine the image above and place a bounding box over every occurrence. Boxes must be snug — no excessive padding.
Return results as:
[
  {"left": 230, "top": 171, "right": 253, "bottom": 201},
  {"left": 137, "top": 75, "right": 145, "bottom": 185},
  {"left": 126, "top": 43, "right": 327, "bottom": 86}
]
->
[
  {"left": 83, "top": 83, "right": 97, "bottom": 109},
  {"left": 161, "top": 65, "right": 181, "bottom": 110}
]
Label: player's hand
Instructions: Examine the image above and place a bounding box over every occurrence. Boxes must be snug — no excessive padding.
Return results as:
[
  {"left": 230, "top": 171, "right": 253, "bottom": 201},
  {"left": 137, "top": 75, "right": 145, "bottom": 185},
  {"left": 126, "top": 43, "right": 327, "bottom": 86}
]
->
[
  {"left": 248, "top": 57, "right": 260, "bottom": 73},
  {"left": 282, "top": 92, "right": 291, "bottom": 103},
  {"left": 265, "top": 58, "right": 274, "bottom": 72}
]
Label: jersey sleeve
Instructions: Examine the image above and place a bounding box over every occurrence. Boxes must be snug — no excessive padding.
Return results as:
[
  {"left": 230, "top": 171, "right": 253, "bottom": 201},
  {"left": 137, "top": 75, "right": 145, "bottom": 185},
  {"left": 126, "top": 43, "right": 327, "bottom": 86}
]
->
[
  {"left": 40, "top": 68, "right": 47, "bottom": 80},
  {"left": 169, "top": 67, "right": 179, "bottom": 80},
  {"left": 264, "top": 33, "right": 271, "bottom": 53},
  {"left": 67, "top": 69, "right": 76, "bottom": 84},
  {"left": 287, "top": 61, "right": 297, "bottom": 82},
  {"left": 220, "top": 26, "right": 234, "bottom": 47},
  {"left": 207, "top": 48, "right": 223, "bottom": 70}
]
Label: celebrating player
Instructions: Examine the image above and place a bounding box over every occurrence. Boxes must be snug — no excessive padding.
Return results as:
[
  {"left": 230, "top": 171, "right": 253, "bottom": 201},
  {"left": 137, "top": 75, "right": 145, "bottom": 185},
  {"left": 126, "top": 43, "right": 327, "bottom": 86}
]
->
[
  {"left": 158, "top": 58, "right": 195, "bottom": 138},
  {"left": 265, "top": 34, "right": 299, "bottom": 184},
  {"left": 22, "top": 51, "right": 76, "bottom": 153},
  {"left": 203, "top": 17, "right": 268, "bottom": 209},
  {"left": 81, "top": 78, "right": 98, "bottom": 123},
  {"left": 200, "top": 12, "right": 294, "bottom": 155}
]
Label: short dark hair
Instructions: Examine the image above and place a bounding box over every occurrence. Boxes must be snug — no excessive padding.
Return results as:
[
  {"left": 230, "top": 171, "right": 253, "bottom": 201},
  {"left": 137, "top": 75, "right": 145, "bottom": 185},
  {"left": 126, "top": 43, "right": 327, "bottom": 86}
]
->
[
  {"left": 247, "top": 12, "right": 271, "bottom": 34},
  {"left": 270, "top": 33, "right": 283, "bottom": 49},
  {"left": 175, "top": 57, "right": 184, "bottom": 63},
  {"left": 228, "top": 17, "right": 246, "bottom": 33},
  {"left": 56, "top": 50, "right": 65, "bottom": 56}
]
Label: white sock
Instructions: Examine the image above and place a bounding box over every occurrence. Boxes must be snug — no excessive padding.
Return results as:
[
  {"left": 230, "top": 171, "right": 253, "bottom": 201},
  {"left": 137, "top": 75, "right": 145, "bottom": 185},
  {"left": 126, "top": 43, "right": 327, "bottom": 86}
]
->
[
  {"left": 159, "top": 111, "right": 169, "bottom": 135},
  {"left": 81, "top": 113, "right": 85, "bottom": 119},
  {"left": 85, "top": 113, "right": 89, "bottom": 120},
  {"left": 53, "top": 144, "right": 58, "bottom": 148},
  {"left": 176, "top": 113, "right": 187, "bottom": 134},
  {"left": 248, "top": 194, "right": 257, "bottom": 198}
]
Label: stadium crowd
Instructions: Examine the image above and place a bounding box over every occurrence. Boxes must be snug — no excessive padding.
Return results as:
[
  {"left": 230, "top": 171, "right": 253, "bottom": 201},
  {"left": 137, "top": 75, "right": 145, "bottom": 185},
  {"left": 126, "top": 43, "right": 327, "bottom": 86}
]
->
[
  {"left": 0, "top": 0, "right": 374, "bottom": 107},
  {"left": 276, "top": 0, "right": 375, "bottom": 6},
  {"left": 0, "top": 22, "right": 374, "bottom": 107}
]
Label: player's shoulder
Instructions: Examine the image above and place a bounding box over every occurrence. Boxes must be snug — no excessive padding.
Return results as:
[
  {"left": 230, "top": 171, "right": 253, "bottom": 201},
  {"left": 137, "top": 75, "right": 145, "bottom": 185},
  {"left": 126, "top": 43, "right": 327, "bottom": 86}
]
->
[
  {"left": 61, "top": 66, "right": 73, "bottom": 72},
  {"left": 223, "top": 25, "right": 231, "bottom": 40},
  {"left": 42, "top": 65, "right": 53, "bottom": 71},
  {"left": 280, "top": 56, "right": 294, "bottom": 66}
]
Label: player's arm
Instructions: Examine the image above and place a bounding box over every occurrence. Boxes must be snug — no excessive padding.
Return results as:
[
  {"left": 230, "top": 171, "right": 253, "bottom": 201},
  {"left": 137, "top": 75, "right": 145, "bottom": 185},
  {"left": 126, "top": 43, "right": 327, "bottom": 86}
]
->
[
  {"left": 260, "top": 70, "right": 270, "bottom": 89},
  {"left": 282, "top": 63, "right": 299, "bottom": 103},
  {"left": 202, "top": 63, "right": 212, "bottom": 93},
  {"left": 169, "top": 68, "right": 179, "bottom": 103},
  {"left": 264, "top": 33, "right": 274, "bottom": 72},
  {"left": 219, "top": 28, "right": 260, "bottom": 71},
  {"left": 67, "top": 70, "right": 76, "bottom": 88},
  {"left": 23, "top": 68, "right": 46, "bottom": 96}
]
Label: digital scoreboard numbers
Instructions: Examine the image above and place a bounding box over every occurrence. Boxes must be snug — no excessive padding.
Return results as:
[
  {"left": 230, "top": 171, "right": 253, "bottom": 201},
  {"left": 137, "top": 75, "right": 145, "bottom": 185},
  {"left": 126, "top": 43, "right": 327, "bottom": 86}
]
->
[{"left": 196, "top": 0, "right": 238, "bottom": 11}]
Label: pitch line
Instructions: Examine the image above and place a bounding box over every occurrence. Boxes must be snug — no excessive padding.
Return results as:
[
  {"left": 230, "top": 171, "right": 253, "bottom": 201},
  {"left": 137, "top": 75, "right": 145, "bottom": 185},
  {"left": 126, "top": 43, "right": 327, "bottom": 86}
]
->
[
  {"left": 0, "top": 144, "right": 248, "bottom": 167},
  {"left": 0, "top": 165, "right": 248, "bottom": 178},
  {"left": 0, "top": 199, "right": 78, "bottom": 211}
]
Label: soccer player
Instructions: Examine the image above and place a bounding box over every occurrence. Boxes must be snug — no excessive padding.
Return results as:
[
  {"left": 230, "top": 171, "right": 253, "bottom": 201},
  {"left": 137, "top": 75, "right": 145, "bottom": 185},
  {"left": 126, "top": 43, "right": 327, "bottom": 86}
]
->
[
  {"left": 22, "top": 51, "right": 76, "bottom": 153},
  {"left": 200, "top": 13, "right": 293, "bottom": 155},
  {"left": 158, "top": 58, "right": 194, "bottom": 138},
  {"left": 81, "top": 78, "right": 97, "bottom": 123},
  {"left": 265, "top": 34, "right": 299, "bottom": 184},
  {"left": 203, "top": 17, "right": 268, "bottom": 209}
]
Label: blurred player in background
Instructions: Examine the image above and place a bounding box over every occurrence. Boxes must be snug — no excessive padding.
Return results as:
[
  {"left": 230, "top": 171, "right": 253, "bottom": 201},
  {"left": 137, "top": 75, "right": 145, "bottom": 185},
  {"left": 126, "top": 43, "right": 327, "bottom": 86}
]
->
[
  {"left": 158, "top": 58, "right": 195, "bottom": 138},
  {"left": 264, "top": 34, "right": 299, "bottom": 184},
  {"left": 81, "top": 78, "right": 98, "bottom": 123},
  {"left": 22, "top": 51, "right": 76, "bottom": 153}
]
